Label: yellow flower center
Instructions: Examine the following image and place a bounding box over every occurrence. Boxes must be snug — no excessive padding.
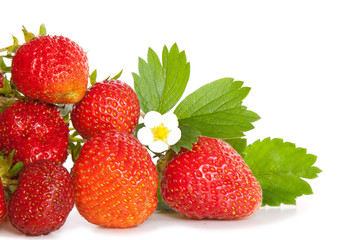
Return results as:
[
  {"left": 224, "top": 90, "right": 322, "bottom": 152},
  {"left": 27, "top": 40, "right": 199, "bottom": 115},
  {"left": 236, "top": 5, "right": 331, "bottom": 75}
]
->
[{"left": 152, "top": 123, "right": 169, "bottom": 141}]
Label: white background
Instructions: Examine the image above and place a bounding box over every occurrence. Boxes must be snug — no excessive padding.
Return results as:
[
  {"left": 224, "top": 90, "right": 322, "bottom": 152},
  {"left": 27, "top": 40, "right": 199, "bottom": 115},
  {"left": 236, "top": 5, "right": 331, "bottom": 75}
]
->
[{"left": 1, "top": 0, "right": 359, "bottom": 239}]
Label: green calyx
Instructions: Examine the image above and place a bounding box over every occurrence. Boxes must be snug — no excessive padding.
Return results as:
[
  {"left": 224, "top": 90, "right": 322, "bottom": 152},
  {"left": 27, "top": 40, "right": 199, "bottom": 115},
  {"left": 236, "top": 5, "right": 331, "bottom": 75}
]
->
[
  {"left": 0, "top": 24, "right": 42, "bottom": 70},
  {"left": 89, "top": 69, "right": 124, "bottom": 86},
  {"left": 0, "top": 150, "right": 24, "bottom": 201}
]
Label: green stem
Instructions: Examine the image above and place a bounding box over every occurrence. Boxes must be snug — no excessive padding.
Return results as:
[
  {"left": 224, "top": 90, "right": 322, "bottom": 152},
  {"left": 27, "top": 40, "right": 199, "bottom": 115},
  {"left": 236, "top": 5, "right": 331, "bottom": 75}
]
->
[
  {"left": 70, "top": 130, "right": 79, "bottom": 138},
  {"left": 0, "top": 66, "right": 11, "bottom": 73},
  {"left": 1, "top": 176, "right": 18, "bottom": 188},
  {"left": 70, "top": 137, "right": 85, "bottom": 143},
  {"left": 156, "top": 149, "right": 175, "bottom": 173},
  {"left": 155, "top": 149, "right": 176, "bottom": 212}
]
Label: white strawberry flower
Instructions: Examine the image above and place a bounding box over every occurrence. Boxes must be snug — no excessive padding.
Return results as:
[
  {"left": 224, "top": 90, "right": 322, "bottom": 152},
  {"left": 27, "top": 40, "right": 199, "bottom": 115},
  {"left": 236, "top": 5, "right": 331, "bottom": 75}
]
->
[{"left": 137, "top": 111, "right": 181, "bottom": 153}]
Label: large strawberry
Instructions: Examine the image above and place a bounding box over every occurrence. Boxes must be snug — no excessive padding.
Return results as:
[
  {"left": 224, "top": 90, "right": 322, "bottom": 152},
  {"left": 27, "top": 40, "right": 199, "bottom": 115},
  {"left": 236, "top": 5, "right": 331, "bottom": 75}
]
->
[
  {"left": 0, "top": 181, "right": 6, "bottom": 224},
  {"left": 0, "top": 99, "right": 69, "bottom": 165},
  {"left": 161, "top": 136, "right": 262, "bottom": 219},
  {"left": 8, "top": 159, "right": 74, "bottom": 236},
  {"left": 72, "top": 131, "right": 158, "bottom": 228},
  {"left": 71, "top": 79, "right": 140, "bottom": 139},
  {"left": 11, "top": 35, "right": 89, "bottom": 104}
]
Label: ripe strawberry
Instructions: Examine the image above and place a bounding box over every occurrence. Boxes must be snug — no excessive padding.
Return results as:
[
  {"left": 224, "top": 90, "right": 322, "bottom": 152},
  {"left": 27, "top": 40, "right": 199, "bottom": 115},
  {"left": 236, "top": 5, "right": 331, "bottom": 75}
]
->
[
  {"left": 0, "top": 73, "right": 4, "bottom": 88},
  {"left": 72, "top": 131, "right": 158, "bottom": 228},
  {"left": 11, "top": 35, "right": 89, "bottom": 104},
  {"left": 161, "top": 136, "right": 262, "bottom": 219},
  {"left": 0, "top": 99, "right": 69, "bottom": 165},
  {"left": 70, "top": 79, "right": 140, "bottom": 139},
  {"left": 8, "top": 159, "right": 74, "bottom": 236},
  {"left": 0, "top": 181, "right": 6, "bottom": 224}
]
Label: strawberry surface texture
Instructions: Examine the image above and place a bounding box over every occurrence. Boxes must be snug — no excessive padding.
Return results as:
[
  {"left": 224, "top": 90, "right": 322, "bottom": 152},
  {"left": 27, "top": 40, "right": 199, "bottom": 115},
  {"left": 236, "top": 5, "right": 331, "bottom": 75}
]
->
[
  {"left": 71, "top": 79, "right": 140, "bottom": 139},
  {"left": 161, "top": 136, "right": 262, "bottom": 219},
  {"left": 8, "top": 160, "right": 74, "bottom": 236},
  {"left": 0, "top": 73, "right": 4, "bottom": 88},
  {"left": 0, "top": 99, "right": 69, "bottom": 165},
  {"left": 0, "top": 182, "right": 6, "bottom": 224},
  {"left": 11, "top": 35, "right": 89, "bottom": 104},
  {"left": 72, "top": 131, "right": 158, "bottom": 228}
]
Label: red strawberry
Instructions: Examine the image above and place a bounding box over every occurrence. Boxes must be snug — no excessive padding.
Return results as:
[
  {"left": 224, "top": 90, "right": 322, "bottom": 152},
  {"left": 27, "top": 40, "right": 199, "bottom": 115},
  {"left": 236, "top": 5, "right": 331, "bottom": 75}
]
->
[
  {"left": 0, "top": 181, "right": 6, "bottom": 224},
  {"left": 70, "top": 79, "right": 140, "bottom": 139},
  {"left": 0, "top": 73, "right": 4, "bottom": 88},
  {"left": 8, "top": 159, "right": 74, "bottom": 236},
  {"left": 0, "top": 99, "right": 69, "bottom": 165},
  {"left": 72, "top": 131, "right": 158, "bottom": 228},
  {"left": 11, "top": 35, "right": 89, "bottom": 104},
  {"left": 161, "top": 136, "right": 262, "bottom": 219}
]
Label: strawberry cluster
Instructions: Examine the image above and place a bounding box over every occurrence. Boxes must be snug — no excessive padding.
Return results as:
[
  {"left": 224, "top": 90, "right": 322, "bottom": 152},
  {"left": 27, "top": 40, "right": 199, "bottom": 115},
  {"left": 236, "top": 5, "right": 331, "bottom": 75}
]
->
[
  {"left": 0, "top": 25, "right": 320, "bottom": 236},
  {"left": 0, "top": 26, "right": 261, "bottom": 235}
]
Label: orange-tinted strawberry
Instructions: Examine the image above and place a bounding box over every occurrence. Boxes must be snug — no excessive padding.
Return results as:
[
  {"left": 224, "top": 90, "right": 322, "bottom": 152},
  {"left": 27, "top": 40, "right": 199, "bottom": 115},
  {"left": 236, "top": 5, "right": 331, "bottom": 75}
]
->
[
  {"left": 11, "top": 35, "right": 89, "bottom": 104},
  {"left": 0, "top": 99, "right": 69, "bottom": 165},
  {"left": 161, "top": 136, "right": 262, "bottom": 219},
  {"left": 72, "top": 131, "right": 157, "bottom": 228},
  {"left": 0, "top": 181, "right": 6, "bottom": 224},
  {"left": 8, "top": 160, "right": 74, "bottom": 236},
  {"left": 70, "top": 79, "right": 140, "bottom": 139}
]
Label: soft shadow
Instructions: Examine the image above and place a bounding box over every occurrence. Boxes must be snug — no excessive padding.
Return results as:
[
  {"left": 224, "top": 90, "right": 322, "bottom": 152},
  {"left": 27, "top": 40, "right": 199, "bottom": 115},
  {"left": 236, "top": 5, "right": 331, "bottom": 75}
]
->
[
  {"left": 85, "top": 213, "right": 162, "bottom": 237},
  {"left": 153, "top": 206, "right": 297, "bottom": 230}
]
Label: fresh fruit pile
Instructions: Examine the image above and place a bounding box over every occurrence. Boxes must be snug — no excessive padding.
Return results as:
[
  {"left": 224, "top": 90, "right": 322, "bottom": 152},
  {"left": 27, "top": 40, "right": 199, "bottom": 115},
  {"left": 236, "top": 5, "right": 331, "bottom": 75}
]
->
[{"left": 0, "top": 25, "right": 321, "bottom": 236}]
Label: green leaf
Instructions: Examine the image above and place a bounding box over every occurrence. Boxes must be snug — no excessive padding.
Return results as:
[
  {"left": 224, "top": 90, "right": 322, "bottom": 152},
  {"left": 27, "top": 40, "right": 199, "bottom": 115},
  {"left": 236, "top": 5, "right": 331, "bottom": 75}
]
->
[
  {"left": 160, "top": 44, "right": 190, "bottom": 113},
  {"left": 0, "top": 75, "right": 13, "bottom": 95},
  {"left": 174, "top": 78, "right": 259, "bottom": 139},
  {"left": 22, "top": 26, "right": 35, "bottom": 42},
  {"left": 0, "top": 150, "right": 23, "bottom": 180},
  {"left": 112, "top": 69, "right": 123, "bottom": 80},
  {"left": 133, "top": 43, "right": 190, "bottom": 114},
  {"left": 170, "top": 124, "right": 201, "bottom": 153},
  {"left": 69, "top": 141, "right": 83, "bottom": 163},
  {"left": 5, "top": 162, "right": 24, "bottom": 179},
  {"left": 0, "top": 57, "right": 6, "bottom": 68},
  {"left": 0, "top": 57, "right": 10, "bottom": 75},
  {"left": 12, "top": 35, "right": 19, "bottom": 48},
  {"left": 244, "top": 138, "right": 322, "bottom": 206},
  {"left": 90, "top": 69, "right": 97, "bottom": 85},
  {"left": 39, "top": 24, "right": 47, "bottom": 36},
  {"left": 0, "top": 36, "right": 19, "bottom": 54}
]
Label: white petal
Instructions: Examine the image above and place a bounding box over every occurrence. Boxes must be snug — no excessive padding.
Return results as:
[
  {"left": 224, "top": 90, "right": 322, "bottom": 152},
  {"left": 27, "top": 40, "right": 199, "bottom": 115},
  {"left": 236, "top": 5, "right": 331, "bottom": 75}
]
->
[
  {"left": 137, "top": 127, "right": 154, "bottom": 146},
  {"left": 144, "top": 111, "right": 162, "bottom": 128},
  {"left": 149, "top": 140, "right": 169, "bottom": 153},
  {"left": 167, "top": 128, "right": 181, "bottom": 145},
  {"left": 162, "top": 112, "right": 179, "bottom": 129}
]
